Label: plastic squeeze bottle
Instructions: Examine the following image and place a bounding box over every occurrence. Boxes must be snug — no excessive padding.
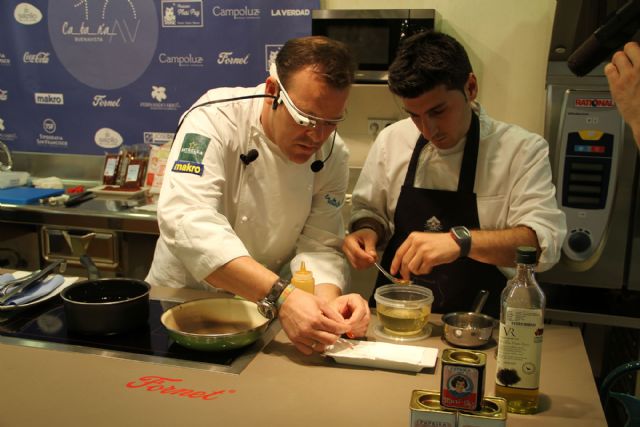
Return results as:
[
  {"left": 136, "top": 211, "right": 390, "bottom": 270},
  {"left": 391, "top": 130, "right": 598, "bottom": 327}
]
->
[{"left": 291, "top": 262, "right": 315, "bottom": 294}]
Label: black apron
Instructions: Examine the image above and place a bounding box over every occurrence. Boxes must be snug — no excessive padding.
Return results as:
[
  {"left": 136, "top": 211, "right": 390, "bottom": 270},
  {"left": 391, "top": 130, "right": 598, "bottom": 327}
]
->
[{"left": 371, "top": 113, "right": 505, "bottom": 318}]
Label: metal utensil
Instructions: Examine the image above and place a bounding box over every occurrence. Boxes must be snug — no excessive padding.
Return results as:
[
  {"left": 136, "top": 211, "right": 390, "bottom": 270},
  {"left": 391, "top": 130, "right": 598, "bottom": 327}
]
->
[
  {"left": 0, "top": 259, "right": 66, "bottom": 295},
  {"left": 374, "top": 262, "right": 412, "bottom": 285},
  {"left": 0, "top": 260, "right": 65, "bottom": 304}
]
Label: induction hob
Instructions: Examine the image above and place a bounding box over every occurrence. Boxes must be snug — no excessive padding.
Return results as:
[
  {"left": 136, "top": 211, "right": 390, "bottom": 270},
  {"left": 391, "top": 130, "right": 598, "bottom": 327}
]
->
[{"left": 0, "top": 298, "right": 279, "bottom": 374}]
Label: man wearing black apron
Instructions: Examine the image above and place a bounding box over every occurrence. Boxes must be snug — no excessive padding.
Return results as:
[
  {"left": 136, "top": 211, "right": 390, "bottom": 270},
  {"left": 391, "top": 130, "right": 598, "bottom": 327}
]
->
[
  {"left": 374, "top": 112, "right": 505, "bottom": 317},
  {"left": 343, "top": 31, "right": 566, "bottom": 319}
]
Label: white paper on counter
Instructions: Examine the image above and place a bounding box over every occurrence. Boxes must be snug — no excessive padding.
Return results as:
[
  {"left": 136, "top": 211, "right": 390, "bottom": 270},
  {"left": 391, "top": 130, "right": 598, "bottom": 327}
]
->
[{"left": 324, "top": 339, "right": 438, "bottom": 372}]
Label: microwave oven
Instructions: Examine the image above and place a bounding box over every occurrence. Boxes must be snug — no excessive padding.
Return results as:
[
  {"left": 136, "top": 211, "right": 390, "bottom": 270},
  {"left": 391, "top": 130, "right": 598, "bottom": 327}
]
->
[{"left": 311, "top": 9, "right": 436, "bottom": 83}]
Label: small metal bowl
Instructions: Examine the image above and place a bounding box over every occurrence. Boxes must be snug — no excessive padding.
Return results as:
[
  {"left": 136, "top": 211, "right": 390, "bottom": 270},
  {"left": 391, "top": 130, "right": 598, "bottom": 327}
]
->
[{"left": 442, "top": 311, "right": 496, "bottom": 348}]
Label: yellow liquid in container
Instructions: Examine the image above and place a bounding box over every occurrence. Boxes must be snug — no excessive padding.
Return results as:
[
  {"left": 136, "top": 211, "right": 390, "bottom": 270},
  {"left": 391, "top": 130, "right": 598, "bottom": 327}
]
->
[
  {"left": 291, "top": 261, "right": 315, "bottom": 294},
  {"left": 377, "top": 305, "right": 430, "bottom": 336}
]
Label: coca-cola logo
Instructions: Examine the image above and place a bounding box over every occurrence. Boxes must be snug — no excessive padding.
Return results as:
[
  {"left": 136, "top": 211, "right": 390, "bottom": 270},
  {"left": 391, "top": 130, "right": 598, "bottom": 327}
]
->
[
  {"left": 125, "top": 376, "right": 237, "bottom": 401},
  {"left": 23, "top": 51, "right": 50, "bottom": 64}
]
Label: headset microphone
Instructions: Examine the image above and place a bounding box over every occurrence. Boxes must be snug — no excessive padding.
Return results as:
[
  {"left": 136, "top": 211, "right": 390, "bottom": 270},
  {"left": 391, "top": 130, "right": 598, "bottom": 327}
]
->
[
  {"left": 240, "top": 149, "right": 259, "bottom": 165},
  {"left": 310, "top": 130, "right": 337, "bottom": 173}
]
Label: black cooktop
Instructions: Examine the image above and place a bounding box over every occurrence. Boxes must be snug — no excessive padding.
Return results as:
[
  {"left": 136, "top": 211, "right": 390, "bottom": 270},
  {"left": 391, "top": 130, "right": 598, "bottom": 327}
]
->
[{"left": 0, "top": 298, "right": 273, "bottom": 373}]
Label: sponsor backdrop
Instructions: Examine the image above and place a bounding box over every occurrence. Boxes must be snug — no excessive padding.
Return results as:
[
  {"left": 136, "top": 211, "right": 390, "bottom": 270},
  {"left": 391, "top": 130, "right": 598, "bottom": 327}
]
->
[{"left": 0, "top": 0, "right": 318, "bottom": 155}]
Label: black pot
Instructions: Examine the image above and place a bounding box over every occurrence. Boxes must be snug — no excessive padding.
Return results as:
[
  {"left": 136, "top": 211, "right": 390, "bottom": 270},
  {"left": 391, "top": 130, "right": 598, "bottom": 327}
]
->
[{"left": 61, "top": 278, "right": 150, "bottom": 335}]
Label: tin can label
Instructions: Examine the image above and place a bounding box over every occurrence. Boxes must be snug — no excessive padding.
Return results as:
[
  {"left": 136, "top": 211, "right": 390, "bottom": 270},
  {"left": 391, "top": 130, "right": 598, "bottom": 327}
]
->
[{"left": 441, "top": 364, "right": 480, "bottom": 410}]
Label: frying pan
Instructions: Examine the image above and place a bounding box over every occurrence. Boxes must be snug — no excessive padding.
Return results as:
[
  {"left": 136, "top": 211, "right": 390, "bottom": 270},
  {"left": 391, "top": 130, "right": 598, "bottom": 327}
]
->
[
  {"left": 161, "top": 298, "right": 270, "bottom": 352},
  {"left": 442, "top": 290, "right": 496, "bottom": 348},
  {"left": 60, "top": 255, "right": 150, "bottom": 335}
]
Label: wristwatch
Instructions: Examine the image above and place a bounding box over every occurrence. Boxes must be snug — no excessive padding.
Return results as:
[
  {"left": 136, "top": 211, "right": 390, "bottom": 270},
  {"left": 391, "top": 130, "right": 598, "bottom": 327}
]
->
[
  {"left": 450, "top": 226, "right": 472, "bottom": 258},
  {"left": 257, "top": 278, "right": 289, "bottom": 320}
]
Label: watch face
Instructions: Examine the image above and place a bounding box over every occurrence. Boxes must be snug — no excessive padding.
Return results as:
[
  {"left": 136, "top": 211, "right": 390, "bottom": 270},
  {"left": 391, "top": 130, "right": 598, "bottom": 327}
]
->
[
  {"left": 453, "top": 226, "right": 470, "bottom": 239},
  {"left": 257, "top": 301, "right": 276, "bottom": 320}
]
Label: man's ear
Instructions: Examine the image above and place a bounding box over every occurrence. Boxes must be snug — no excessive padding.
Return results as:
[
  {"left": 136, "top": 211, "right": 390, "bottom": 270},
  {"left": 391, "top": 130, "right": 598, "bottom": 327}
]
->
[
  {"left": 465, "top": 73, "right": 478, "bottom": 102},
  {"left": 265, "top": 76, "right": 279, "bottom": 108}
]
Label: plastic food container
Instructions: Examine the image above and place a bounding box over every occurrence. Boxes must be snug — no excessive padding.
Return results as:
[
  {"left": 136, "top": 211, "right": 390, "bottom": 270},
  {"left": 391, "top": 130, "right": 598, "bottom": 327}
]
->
[{"left": 374, "top": 284, "right": 434, "bottom": 337}]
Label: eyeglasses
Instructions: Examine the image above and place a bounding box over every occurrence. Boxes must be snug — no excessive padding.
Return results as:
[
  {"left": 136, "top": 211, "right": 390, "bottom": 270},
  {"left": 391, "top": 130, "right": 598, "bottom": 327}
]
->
[{"left": 269, "top": 63, "right": 346, "bottom": 129}]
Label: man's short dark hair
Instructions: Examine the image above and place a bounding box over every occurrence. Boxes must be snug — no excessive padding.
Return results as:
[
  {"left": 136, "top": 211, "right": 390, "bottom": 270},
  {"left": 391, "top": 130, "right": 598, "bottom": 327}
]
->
[
  {"left": 276, "top": 36, "right": 356, "bottom": 90},
  {"left": 388, "top": 31, "right": 473, "bottom": 98}
]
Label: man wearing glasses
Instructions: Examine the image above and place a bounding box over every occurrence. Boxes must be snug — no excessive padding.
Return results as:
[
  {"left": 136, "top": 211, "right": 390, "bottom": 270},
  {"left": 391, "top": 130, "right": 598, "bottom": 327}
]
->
[{"left": 147, "top": 36, "right": 370, "bottom": 355}]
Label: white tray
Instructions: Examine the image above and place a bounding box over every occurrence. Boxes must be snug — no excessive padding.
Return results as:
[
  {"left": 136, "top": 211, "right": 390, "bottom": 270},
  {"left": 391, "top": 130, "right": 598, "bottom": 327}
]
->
[{"left": 324, "top": 339, "right": 438, "bottom": 372}]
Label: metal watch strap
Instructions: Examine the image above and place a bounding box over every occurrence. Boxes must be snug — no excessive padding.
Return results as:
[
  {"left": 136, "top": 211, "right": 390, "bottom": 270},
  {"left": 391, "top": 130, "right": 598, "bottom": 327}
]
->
[
  {"left": 263, "top": 278, "right": 289, "bottom": 304},
  {"left": 257, "top": 278, "right": 288, "bottom": 319}
]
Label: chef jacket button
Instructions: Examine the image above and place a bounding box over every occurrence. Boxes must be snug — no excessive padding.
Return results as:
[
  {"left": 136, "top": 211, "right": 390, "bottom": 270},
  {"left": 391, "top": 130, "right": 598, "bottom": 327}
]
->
[{"left": 241, "top": 215, "right": 248, "bottom": 222}]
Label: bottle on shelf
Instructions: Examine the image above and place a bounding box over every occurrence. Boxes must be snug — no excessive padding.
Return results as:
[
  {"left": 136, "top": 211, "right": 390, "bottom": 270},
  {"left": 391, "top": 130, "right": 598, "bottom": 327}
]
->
[
  {"left": 495, "top": 246, "right": 546, "bottom": 414},
  {"left": 291, "top": 261, "right": 315, "bottom": 294}
]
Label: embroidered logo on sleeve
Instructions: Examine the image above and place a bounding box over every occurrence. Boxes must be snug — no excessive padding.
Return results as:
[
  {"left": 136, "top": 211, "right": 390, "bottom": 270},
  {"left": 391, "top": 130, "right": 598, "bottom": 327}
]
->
[
  {"left": 171, "top": 133, "right": 210, "bottom": 176},
  {"left": 324, "top": 193, "right": 342, "bottom": 208},
  {"left": 178, "top": 133, "right": 210, "bottom": 162}
]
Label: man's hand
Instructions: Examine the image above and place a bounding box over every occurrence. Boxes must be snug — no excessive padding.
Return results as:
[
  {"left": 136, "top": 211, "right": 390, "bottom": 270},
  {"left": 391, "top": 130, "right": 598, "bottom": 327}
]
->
[
  {"left": 278, "top": 288, "right": 350, "bottom": 355},
  {"left": 390, "top": 231, "right": 460, "bottom": 278},
  {"left": 605, "top": 41, "right": 640, "bottom": 144},
  {"left": 342, "top": 228, "right": 378, "bottom": 269},
  {"left": 328, "top": 293, "right": 371, "bottom": 337}
]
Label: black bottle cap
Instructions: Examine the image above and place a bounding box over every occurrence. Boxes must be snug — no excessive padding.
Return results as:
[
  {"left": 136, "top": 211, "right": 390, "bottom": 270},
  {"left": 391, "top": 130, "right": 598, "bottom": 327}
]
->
[{"left": 516, "top": 246, "right": 537, "bottom": 264}]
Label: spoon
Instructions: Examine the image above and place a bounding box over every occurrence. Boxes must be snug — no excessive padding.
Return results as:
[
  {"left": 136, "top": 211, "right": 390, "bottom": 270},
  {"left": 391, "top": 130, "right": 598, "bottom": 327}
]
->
[{"left": 373, "top": 262, "right": 412, "bottom": 285}]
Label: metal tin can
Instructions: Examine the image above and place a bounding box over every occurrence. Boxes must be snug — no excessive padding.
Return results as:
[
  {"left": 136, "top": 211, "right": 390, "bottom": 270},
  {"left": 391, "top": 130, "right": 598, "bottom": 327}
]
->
[
  {"left": 457, "top": 396, "right": 507, "bottom": 427},
  {"left": 410, "top": 390, "right": 457, "bottom": 427},
  {"left": 440, "top": 348, "right": 487, "bottom": 411}
]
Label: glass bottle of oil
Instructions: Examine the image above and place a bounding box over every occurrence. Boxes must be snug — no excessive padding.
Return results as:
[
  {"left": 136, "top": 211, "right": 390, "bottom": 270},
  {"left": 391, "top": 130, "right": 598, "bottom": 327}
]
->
[
  {"left": 291, "top": 261, "right": 315, "bottom": 294},
  {"left": 495, "top": 246, "right": 545, "bottom": 414}
]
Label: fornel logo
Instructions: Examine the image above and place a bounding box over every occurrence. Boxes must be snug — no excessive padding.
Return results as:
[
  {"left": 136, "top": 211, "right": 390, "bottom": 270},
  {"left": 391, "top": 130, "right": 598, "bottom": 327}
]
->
[{"left": 126, "top": 375, "right": 237, "bottom": 401}]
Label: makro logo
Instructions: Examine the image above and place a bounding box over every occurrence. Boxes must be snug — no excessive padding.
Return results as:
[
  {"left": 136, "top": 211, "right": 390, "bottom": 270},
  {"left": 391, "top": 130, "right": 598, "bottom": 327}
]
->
[
  {"left": 574, "top": 98, "right": 615, "bottom": 108},
  {"left": 217, "top": 52, "right": 249, "bottom": 65},
  {"left": 172, "top": 160, "right": 204, "bottom": 176},
  {"left": 270, "top": 9, "right": 310, "bottom": 17},
  {"left": 159, "top": 53, "right": 204, "bottom": 67},
  {"left": 35, "top": 92, "right": 64, "bottom": 105},
  {"left": 43, "top": 118, "right": 56, "bottom": 134},
  {"left": 93, "top": 95, "right": 121, "bottom": 107},
  {"left": 212, "top": 5, "right": 260, "bottom": 19},
  {"left": 23, "top": 51, "right": 50, "bottom": 64},
  {"left": 0, "top": 89, "right": 7, "bottom": 101}
]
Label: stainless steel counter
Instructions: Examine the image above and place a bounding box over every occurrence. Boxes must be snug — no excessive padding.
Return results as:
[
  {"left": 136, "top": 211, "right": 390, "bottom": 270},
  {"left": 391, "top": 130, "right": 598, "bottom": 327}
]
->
[{"left": 0, "top": 196, "right": 158, "bottom": 234}]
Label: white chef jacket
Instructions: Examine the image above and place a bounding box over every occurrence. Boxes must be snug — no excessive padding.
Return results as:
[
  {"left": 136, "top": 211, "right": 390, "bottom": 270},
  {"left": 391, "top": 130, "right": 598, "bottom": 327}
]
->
[
  {"left": 146, "top": 84, "right": 350, "bottom": 290},
  {"left": 350, "top": 103, "right": 566, "bottom": 273}
]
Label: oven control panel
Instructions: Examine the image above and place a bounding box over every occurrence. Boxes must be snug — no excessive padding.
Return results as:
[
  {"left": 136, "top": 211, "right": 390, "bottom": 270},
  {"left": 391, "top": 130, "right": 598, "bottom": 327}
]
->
[{"left": 555, "top": 90, "right": 624, "bottom": 264}]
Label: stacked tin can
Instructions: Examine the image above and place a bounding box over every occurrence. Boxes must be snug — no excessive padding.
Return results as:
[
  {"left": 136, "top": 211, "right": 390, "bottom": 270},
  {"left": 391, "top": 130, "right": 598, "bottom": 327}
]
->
[{"left": 410, "top": 349, "right": 507, "bottom": 427}]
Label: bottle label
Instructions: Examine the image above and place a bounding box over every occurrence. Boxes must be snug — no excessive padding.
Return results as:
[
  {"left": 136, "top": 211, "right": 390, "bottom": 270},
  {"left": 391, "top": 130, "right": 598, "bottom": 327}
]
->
[{"left": 496, "top": 307, "right": 544, "bottom": 389}]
